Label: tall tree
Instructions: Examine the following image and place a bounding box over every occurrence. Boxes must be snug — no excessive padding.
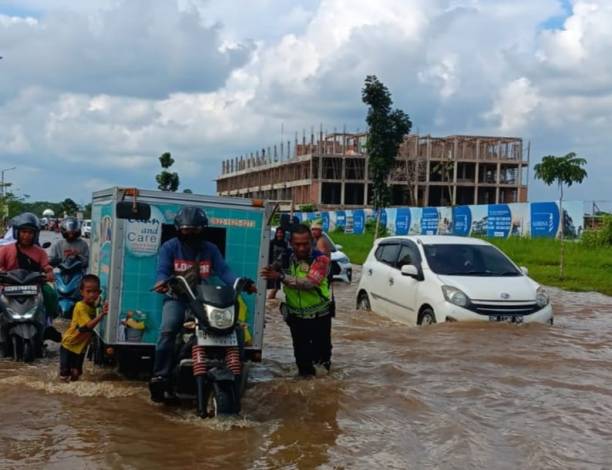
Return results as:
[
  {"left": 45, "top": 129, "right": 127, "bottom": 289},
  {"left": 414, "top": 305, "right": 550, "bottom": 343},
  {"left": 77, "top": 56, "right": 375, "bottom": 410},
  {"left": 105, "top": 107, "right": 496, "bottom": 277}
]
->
[
  {"left": 534, "top": 152, "right": 587, "bottom": 278},
  {"left": 62, "top": 198, "right": 79, "bottom": 216},
  {"left": 156, "top": 152, "right": 180, "bottom": 192},
  {"left": 362, "top": 75, "right": 412, "bottom": 237}
]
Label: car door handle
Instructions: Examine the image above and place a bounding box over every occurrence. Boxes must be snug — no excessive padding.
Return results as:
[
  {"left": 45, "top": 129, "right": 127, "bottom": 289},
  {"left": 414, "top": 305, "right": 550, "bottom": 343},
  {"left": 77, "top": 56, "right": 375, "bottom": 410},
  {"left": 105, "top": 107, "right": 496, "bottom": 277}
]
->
[{"left": 388, "top": 278, "right": 394, "bottom": 286}]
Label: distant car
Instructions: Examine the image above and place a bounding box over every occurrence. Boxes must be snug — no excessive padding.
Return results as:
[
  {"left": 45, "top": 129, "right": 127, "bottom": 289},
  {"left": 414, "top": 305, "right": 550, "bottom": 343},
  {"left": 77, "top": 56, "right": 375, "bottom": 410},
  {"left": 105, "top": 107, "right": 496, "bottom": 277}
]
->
[
  {"left": 81, "top": 219, "right": 92, "bottom": 238},
  {"left": 270, "top": 228, "right": 352, "bottom": 283},
  {"left": 356, "top": 235, "right": 552, "bottom": 326},
  {"left": 321, "top": 232, "right": 352, "bottom": 283}
]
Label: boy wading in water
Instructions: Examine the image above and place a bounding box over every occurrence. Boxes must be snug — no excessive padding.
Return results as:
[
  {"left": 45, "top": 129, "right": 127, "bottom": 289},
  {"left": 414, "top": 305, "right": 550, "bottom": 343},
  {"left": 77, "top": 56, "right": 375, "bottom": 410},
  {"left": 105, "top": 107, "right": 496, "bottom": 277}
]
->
[{"left": 59, "top": 274, "right": 107, "bottom": 382}]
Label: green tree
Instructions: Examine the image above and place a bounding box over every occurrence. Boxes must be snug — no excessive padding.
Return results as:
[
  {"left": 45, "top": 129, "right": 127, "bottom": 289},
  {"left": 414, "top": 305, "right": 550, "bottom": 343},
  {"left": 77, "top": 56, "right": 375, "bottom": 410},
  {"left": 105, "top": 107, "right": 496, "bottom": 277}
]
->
[
  {"left": 362, "top": 75, "right": 412, "bottom": 238},
  {"left": 156, "top": 152, "right": 180, "bottom": 191},
  {"left": 62, "top": 198, "right": 79, "bottom": 216},
  {"left": 534, "top": 152, "right": 587, "bottom": 278}
]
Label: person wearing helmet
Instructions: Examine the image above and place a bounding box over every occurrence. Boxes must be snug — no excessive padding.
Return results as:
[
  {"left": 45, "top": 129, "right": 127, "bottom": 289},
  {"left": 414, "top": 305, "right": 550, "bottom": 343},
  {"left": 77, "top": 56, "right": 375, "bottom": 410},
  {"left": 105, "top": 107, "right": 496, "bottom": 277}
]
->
[
  {"left": 49, "top": 217, "right": 89, "bottom": 269},
  {"left": 149, "top": 206, "right": 257, "bottom": 402},
  {"left": 0, "top": 213, "right": 60, "bottom": 338}
]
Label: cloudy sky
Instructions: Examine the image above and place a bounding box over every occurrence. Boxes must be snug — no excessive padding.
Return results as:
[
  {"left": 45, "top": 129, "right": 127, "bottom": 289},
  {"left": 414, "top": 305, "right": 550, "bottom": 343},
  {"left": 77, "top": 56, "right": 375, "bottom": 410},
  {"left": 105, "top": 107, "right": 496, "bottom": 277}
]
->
[{"left": 0, "top": 0, "right": 609, "bottom": 206}]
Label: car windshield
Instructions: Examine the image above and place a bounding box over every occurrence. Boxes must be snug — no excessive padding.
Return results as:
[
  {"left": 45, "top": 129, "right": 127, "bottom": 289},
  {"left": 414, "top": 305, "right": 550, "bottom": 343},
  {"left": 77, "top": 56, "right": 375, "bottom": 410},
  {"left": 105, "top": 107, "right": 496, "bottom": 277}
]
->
[{"left": 423, "top": 243, "right": 521, "bottom": 276}]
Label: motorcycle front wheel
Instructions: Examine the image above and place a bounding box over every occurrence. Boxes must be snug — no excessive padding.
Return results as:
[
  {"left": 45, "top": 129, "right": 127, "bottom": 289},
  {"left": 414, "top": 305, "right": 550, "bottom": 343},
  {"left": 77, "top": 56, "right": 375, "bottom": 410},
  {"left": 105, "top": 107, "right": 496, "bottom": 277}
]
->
[
  {"left": 204, "top": 382, "right": 236, "bottom": 418},
  {"left": 23, "top": 338, "right": 35, "bottom": 363}
]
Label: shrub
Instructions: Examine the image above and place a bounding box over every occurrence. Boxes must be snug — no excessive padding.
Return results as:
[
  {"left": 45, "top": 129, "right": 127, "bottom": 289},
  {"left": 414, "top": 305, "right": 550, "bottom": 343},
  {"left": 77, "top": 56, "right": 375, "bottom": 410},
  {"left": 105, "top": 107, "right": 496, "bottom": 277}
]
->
[
  {"left": 365, "top": 218, "right": 389, "bottom": 237},
  {"left": 582, "top": 215, "right": 612, "bottom": 247}
]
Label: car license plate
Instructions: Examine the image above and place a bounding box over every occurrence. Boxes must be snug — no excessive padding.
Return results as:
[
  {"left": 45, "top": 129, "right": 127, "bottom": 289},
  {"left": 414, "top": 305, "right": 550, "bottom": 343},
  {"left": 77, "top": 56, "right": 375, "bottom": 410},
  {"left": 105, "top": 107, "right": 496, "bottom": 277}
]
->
[
  {"left": 197, "top": 329, "right": 238, "bottom": 347},
  {"left": 489, "top": 314, "right": 523, "bottom": 324}
]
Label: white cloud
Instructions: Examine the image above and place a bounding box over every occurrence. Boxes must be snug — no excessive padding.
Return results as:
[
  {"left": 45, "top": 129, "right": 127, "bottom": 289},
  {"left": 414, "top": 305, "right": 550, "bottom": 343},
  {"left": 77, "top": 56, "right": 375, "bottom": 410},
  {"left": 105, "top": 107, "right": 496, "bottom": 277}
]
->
[{"left": 0, "top": 0, "right": 611, "bottom": 204}]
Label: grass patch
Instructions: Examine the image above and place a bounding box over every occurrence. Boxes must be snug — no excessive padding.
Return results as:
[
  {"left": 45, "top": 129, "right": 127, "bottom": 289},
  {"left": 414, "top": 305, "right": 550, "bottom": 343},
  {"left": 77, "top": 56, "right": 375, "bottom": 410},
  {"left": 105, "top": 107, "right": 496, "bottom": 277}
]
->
[
  {"left": 328, "top": 231, "right": 374, "bottom": 265},
  {"left": 329, "top": 233, "right": 612, "bottom": 296}
]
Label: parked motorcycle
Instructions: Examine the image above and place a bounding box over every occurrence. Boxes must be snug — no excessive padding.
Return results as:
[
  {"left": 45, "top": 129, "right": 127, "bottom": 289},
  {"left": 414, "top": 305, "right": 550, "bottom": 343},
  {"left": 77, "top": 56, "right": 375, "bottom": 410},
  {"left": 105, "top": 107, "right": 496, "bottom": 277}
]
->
[
  {"left": 55, "top": 256, "right": 84, "bottom": 319},
  {"left": 159, "top": 275, "right": 252, "bottom": 418},
  {"left": 0, "top": 269, "right": 47, "bottom": 362}
]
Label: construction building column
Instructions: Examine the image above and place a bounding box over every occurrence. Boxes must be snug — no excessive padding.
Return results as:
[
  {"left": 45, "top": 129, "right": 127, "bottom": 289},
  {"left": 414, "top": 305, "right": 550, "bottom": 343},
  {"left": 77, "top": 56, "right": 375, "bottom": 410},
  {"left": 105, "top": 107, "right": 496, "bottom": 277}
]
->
[
  {"left": 340, "top": 156, "right": 346, "bottom": 207},
  {"left": 364, "top": 156, "right": 369, "bottom": 206},
  {"left": 424, "top": 136, "right": 431, "bottom": 206},
  {"left": 452, "top": 138, "right": 458, "bottom": 206},
  {"left": 495, "top": 162, "right": 501, "bottom": 203}
]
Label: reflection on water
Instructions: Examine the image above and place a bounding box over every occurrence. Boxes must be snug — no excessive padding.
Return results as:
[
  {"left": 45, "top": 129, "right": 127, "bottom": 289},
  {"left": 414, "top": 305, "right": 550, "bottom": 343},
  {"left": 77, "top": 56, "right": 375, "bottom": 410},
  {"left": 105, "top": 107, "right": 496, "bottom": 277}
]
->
[{"left": 1, "top": 266, "right": 612, "bottom": 469}]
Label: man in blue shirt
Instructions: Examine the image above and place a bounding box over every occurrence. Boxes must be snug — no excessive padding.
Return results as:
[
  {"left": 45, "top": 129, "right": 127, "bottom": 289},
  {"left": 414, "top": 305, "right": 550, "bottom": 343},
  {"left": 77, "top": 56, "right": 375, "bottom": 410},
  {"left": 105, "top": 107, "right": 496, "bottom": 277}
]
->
[{"left": 149, "top": 206, "right": 255, "bottom": 402}]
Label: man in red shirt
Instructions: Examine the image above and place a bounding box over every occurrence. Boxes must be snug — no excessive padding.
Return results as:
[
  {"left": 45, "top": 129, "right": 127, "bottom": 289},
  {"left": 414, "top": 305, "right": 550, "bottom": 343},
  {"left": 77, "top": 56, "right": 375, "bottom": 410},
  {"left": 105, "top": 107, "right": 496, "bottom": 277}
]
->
[{"left": 0, "top": 213, "right": 59, "bottom": 332}]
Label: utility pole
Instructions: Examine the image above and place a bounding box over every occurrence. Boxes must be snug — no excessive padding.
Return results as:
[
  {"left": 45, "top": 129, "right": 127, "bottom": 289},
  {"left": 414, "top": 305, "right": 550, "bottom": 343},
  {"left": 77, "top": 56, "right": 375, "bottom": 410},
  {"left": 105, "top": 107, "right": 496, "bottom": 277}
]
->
[{"left": 1, "top": 166, "right": 16, "bottom": 220}]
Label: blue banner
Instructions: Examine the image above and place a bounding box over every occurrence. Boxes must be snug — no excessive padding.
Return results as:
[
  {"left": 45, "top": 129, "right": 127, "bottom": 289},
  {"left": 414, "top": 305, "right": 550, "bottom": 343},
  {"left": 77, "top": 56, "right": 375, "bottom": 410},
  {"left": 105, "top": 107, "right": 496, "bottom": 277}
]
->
[
  {"left": 395, "top": 208, "right": 411, "bottom": 235},
  {"left": 487, "top": 204, "right": 512, "bottom": 238},
  {"left": 452, "top": 206, "right": 472, "bottom": 236},
  {"left": 421, "top": 207, "right": 439, "bottom": 235},
  {"left": 321, "top": 212, "right": 330, "bottom": 232},
  {"left": 336, "top": 211, "right": 346, "bottom": 229},
  {"left": 353, "top": 209, "right": 365, "bottom": 234},
  {"left": 379, "top": 209, "right": 388, "bottom": 228},
  {"left": 530, "top": 202, "right": 560, "bottom": 238}
]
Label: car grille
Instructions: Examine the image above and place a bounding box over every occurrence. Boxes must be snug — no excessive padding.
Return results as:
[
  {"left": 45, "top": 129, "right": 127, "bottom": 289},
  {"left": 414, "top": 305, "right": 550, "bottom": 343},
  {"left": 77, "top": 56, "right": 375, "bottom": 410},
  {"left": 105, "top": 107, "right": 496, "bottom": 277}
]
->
[{"left": 467, "top": 302, "right": 540, "bottom": 316}]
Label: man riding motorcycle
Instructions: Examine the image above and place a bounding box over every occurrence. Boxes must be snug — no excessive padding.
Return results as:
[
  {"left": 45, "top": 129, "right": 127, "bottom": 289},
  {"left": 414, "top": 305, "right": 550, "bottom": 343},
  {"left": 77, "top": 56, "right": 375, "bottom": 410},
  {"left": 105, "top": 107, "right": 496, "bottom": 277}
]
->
[
  {"left": 49, "top": 217, "right": 89, "bottom": 269},
  {"left": 0, "top": 213, "right": 60, "bottom": 341},
  {"left": 149, "top": 206, "right": 256, "bottom": 402}
]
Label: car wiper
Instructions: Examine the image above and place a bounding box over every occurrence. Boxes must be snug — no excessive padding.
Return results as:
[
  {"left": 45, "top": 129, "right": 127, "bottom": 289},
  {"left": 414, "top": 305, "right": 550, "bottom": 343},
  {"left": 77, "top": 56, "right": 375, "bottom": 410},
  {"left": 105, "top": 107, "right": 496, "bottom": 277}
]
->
[{"left": 496, "top": 271, "right": 521, "bottom": 276}]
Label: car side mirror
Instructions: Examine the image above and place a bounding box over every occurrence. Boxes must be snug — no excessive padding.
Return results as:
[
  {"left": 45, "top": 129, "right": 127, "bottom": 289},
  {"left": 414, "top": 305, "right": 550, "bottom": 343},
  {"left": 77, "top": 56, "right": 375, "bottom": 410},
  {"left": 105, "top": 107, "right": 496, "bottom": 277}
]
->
[
  {"left": 335, "top": 244, "right": 343, "bottom": 250},
  {"left": 400, "top": 264, "right": 419, "bottom": 279},
  {"left": 116, "top": 201, "right": 151, "bottom": 220},
  {"left": 520, "top": 266, "right": 528, "bottom": 275}
]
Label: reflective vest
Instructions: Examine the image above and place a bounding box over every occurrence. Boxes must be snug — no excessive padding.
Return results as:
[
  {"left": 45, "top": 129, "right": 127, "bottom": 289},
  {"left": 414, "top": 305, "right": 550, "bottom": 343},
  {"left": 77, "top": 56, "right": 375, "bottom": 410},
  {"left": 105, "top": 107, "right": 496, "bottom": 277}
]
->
[{"left": 284, "top": 252, "right": 331, "bottom": 318}]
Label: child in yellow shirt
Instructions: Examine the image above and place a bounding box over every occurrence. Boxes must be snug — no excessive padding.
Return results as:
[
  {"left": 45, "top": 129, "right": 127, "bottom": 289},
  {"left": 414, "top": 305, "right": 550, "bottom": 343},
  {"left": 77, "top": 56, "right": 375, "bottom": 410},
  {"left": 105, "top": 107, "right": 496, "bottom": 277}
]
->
[{"left": 59, "top": 274, "right": 107, "bottom": 382}]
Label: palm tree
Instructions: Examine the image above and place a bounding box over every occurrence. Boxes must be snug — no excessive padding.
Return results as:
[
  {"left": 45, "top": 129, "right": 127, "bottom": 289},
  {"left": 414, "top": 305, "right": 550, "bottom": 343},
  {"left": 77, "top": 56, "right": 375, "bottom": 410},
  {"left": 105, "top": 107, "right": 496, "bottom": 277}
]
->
[{"left": 534, "top": 152, "right": 587, "bottom": 278}]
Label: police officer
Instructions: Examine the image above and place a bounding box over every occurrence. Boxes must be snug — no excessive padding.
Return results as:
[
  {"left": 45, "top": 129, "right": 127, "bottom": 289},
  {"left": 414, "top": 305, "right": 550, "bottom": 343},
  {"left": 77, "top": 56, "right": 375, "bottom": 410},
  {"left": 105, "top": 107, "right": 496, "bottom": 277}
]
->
[{"left": 261, "top": 223, "right": 332, "bottom": 377}]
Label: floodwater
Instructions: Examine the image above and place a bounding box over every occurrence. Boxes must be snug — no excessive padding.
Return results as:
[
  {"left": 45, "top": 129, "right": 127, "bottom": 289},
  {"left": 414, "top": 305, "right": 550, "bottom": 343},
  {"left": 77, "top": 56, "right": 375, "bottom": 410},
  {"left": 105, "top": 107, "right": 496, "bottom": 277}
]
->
[{"left": 2, "top": 265, "right": 612, "bottom": 469}]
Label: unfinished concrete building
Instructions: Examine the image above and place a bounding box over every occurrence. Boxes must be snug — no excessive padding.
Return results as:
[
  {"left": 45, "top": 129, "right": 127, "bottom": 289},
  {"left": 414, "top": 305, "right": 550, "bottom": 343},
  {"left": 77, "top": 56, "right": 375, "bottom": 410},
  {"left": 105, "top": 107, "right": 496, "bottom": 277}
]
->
[{"left": 216, "top": 132, "right": 529, "bottom": 209}]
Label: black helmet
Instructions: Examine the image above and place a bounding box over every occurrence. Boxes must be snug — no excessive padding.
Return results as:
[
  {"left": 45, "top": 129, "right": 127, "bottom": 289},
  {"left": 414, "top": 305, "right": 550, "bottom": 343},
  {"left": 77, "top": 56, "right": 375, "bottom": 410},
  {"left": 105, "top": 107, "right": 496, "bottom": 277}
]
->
[
  {"left": 12, "top": 212, "right": 41, "bottom": 244},
  {"left": 174, "top": 206, "right": 208, "bottom": 231},
  {"left": 60, "top": 217, "right": 82, "bottom": 240}
]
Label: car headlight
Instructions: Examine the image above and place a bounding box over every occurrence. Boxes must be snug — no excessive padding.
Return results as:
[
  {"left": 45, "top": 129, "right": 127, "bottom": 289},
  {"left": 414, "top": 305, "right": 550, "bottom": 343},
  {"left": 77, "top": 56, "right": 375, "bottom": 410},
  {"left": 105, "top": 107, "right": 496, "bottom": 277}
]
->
[
  {"left": 206, "top": 307, "right": 235, "bottom": 329},
  {"left": 442, "top": 285, "right": 470, "bottom": 307},
  {"left": 336, "top": 256, "right": 349, "bottom": 264},
  {"left": 536, "top": 287, "right": 549, "bottom": 308}
]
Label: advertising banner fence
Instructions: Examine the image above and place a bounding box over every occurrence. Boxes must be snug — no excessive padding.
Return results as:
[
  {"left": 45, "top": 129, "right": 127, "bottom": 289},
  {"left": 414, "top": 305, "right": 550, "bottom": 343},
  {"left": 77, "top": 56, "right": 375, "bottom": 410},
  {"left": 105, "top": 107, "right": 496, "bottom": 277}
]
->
[{"left": 292, "top": 201, "right": 584, "bottom": 239}]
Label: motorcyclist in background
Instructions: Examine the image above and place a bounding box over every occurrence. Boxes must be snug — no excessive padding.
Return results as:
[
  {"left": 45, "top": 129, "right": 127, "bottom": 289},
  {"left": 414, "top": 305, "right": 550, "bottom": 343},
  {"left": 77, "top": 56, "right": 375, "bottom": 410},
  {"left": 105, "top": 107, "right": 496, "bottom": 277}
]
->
[{"left": 49, "top": 217, "right": 89, "bottom": 269}]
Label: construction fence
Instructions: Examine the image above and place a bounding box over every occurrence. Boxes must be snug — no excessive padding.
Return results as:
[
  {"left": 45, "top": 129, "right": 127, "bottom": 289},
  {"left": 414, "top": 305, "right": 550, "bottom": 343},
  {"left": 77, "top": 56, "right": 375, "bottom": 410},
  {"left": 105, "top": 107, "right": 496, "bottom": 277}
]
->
[{"left": 293, "top": 201, "right": 589, "bottom": 239}]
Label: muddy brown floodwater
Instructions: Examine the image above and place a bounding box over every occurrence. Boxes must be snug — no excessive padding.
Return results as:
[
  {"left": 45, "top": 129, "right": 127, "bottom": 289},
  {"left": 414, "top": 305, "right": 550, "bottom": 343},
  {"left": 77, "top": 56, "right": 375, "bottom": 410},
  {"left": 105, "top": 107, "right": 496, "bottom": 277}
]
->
[{"left": 1, "top": 266, "right": 612, "bottom": 469}]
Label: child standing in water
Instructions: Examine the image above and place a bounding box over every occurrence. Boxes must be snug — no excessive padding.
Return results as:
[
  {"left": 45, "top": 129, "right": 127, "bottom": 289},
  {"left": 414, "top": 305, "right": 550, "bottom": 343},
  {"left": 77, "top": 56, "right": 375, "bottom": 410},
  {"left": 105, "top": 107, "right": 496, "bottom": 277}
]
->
[{"left": 59, "top": 274, "right": 107, "bottom": 382}]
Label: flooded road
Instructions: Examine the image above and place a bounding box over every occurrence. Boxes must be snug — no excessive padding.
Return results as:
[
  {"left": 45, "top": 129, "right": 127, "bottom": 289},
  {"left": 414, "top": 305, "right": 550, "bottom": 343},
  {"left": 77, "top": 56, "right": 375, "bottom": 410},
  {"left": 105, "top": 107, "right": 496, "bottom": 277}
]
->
[{"left": 1, "top": 265, "right": 612, "bottom": 469}]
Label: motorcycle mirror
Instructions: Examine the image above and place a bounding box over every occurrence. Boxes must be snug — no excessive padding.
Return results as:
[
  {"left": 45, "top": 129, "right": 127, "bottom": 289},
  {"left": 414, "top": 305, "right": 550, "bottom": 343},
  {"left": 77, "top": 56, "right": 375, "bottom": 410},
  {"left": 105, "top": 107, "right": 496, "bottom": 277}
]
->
[{"left": 116, "top": 201, "right": 151, "bottom": 220}]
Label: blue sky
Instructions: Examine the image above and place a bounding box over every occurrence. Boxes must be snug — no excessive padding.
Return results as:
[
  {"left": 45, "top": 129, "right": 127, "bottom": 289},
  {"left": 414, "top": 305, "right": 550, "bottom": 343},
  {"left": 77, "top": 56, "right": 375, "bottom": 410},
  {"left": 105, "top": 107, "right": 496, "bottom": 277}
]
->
[{"left": 0, "top": 0, "right": 610, "bottom": 206}]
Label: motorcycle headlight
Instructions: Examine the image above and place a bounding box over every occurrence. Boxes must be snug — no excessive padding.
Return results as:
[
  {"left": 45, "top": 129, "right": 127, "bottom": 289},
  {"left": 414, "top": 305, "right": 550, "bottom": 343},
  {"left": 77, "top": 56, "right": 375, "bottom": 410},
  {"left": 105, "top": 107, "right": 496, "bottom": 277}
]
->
[
  {"left": 442, "top": 285, "right": 470, "bottom": 308},
  {"left": 536, "top": 287, "right": 549, "bottom": 308},
  {"left": 206, "top": 307, "right": 235, "bottom": 329}
]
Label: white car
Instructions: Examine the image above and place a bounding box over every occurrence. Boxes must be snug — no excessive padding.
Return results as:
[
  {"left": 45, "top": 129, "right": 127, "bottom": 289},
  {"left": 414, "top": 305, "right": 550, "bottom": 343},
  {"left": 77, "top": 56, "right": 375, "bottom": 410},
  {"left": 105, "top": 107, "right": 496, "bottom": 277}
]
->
[
  {"left": 356, "top": 235, "right": 552, "bottom": 325},
  {"left": 81, "top": 219, "right": 92, "bottom": 238},
  {"left": 322, "top": 232, "right": 352, "bottom": 283}
]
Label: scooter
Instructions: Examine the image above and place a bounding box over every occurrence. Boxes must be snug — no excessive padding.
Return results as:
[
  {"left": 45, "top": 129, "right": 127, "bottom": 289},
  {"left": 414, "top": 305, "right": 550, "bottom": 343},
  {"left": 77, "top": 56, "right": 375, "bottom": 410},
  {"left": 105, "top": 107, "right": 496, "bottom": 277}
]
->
[
  {"left": 159, "top": 275, "right": 251, "bottom": 418},
  {"left": 0, "top": 269, "right": 47, "bottom": 362},
  {"left": 55, "top": 257, "right": 84, "bottom": 319}
]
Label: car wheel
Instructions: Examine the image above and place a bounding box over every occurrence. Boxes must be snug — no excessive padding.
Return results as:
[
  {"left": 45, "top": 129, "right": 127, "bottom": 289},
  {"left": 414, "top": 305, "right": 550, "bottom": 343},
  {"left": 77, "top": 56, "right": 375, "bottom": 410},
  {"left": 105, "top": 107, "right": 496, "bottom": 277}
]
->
[
  {"left": 357, "top": 292, "right": 371, "bottom": 311},
  {"left": 418, "top": 307, "right": 436, "bottom": 326}
]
